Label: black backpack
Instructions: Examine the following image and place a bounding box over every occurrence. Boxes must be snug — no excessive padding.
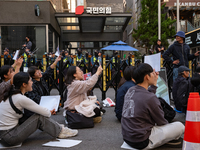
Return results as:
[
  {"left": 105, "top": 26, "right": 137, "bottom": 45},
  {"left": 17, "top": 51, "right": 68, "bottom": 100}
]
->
[{"left": 158, "top": 97, "right": 176, "bottom": 123}]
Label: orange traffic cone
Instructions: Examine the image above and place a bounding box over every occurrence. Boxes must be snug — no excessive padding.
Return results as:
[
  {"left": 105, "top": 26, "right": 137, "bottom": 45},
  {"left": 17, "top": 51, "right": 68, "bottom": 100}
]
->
[{"left": 183, "top": 93, "right": 200, "bottom": 149}]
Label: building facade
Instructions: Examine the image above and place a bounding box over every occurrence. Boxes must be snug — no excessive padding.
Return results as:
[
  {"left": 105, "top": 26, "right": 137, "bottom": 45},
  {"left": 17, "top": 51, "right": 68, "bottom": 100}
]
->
[{"left": 0, "top": 0, "right": 131, "bottom": 59}]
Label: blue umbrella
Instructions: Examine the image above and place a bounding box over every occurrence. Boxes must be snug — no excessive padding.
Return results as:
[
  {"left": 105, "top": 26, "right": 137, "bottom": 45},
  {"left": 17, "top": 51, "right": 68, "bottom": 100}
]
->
[{"left": 101, "top": 40, "right": 138, "bottom": 51}]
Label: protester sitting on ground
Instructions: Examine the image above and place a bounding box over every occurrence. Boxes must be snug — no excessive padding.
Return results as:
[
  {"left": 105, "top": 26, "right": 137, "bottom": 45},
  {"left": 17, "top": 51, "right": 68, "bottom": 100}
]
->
[
  {"left": 172, "top": 66, "right": 193, "bottom": 113},
  {"left": 24, "top": 55, "right": 61, "bottom": 119},
  {"left": 64, "top": 65, "right": 103, "bottom": 123},
  {"left": 0, "top": 58, "right": 23, "bottom": 102},
  {"left": 121, "top": 63, "right": 185, "bottom": 149},
  {"left": 115, "top": 66, "right": 136, "bottom": 122},
  {"left": 191, "top": 65, "right": 200, "bottom": 93},
  {"left": 0, "top": 72, "right": 78, "bottom": 146}
]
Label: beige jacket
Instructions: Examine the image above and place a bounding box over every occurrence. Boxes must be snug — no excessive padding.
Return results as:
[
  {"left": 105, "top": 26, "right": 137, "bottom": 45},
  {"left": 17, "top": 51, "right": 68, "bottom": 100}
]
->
[{"left": 64, "top": 74, "right": 98, "bottom": 110}]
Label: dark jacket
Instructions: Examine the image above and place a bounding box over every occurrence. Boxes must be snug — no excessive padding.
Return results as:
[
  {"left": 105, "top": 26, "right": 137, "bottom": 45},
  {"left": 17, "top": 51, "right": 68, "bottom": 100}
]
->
[
  {"left": 163, "top": 41, "right": 195, "bottom": 68},
  {"left": 115, "top": 80, "right": 136, "bottom": 121},
  {"left": 24, "top": 66, "right": 54, "bottom": 117},
  {"left": 191, "top": 73, "right": 200, "bottom": 93},
  {"left": 121, "top": 85, "right": 168, "bottom": 146},
  {"left": 155, "top": 44, "right": 165, "bottom": 54},
  {"left": 172, "top": 75, "right": 193, "bottom": 112}
]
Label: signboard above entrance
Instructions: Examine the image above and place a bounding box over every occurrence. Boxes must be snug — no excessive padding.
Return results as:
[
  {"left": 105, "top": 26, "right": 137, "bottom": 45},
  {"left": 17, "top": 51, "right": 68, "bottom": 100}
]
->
[
  {"left": 174, "top": 2, "right": 200, "bottom": 6},
  {"left": 163, "top": 0, "right": 200, "bottom": 7},
  {"left": 86, "top": 7, "right": 112, "bottom": 15},
  {"left": 185, "top": 28, "right": 200, "bottom": 48}
]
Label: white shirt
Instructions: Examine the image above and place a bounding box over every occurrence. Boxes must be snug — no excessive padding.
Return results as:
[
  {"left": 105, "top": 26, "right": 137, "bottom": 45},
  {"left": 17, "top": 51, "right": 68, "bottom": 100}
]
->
[{"left": 0, "top": 94, "right": 51, "bottom": 130}]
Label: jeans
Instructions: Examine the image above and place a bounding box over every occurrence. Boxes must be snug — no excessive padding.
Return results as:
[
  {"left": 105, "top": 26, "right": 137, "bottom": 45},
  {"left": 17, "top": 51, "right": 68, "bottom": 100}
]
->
[
  {"left": 0, "top": 114, "right": 62, "bottom": 146},
  {"left": 173, "top": 68, "right": 179, "bottom": 81}
]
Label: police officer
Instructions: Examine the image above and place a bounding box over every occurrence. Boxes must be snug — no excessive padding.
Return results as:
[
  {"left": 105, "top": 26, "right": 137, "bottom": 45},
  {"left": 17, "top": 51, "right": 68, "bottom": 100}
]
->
[
  {"left": 84, "top": 52, "right": 89, "bottom": 64},
  {"left": 63, "top": 51, "right": 71, "bottom": 66},
  {"left": 111, "top": 51, "right": 120, "bottom": 85},
  {"left": 126, "top": 52, "right": 133, "bottom": 66},
  {"left": 91, "top": 50, "right": 100, "bottom": 75},
  {"left": 22, "top": 47, "right": 30, "bottom": 67},
  {"left": 51, "top": 52, "right": 57, "bottom": 63},
  {"left": 76, "top": 48, "right": 84, "bottom": 71}
]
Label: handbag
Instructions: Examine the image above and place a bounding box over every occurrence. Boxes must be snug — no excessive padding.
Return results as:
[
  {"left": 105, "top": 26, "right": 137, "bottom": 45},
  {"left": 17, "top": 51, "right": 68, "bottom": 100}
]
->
[
  {"left": 66, "top": 110, "right": 94, "bottom": 129},
  {"left": 158, "top": 97, "right": 176, "bottom": 123}
]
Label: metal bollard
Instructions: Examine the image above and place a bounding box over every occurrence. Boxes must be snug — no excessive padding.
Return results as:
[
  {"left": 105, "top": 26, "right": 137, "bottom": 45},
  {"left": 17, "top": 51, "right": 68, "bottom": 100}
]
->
[
  {"left": 102, "top": 55, "right": 106, "bottom": 100},
  {"left": 132, "top": 55, "right": 135, "bottom": 66},
  {"left": 43, "top": 55, "right": 46, "bottom": 72}
]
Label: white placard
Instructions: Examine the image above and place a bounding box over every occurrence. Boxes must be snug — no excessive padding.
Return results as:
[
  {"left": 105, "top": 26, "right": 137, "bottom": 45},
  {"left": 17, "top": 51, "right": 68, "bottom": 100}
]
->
[
  {"left": 13, "top": 50, "right": 20, "bottom": 60},
  {"left": 156, "top": 76, "right": 170, "bottom": 104},
  {"left": 144, "top": 53, "right": 161, "bottom": 72},
  {"left": 23, "top": 67, "right": 28, "bottom": 72},
  {"left": 39, "top": 95, "right": 60, "bottom": 111},
  {"left": 55, "top": 46, "right": 60, "bottom": 57},
  {"left": 43, "top": 139, "right": 82, "bottom": 148}
]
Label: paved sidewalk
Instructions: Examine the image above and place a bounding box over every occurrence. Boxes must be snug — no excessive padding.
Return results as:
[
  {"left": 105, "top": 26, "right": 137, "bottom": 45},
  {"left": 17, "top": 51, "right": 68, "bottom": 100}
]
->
[{"left": 5, "top": 88, "right": 185, "bottom": 150}]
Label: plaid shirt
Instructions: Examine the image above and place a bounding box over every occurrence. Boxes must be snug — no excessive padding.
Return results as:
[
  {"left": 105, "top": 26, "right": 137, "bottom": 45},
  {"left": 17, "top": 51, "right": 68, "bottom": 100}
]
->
[{"left": 0, "top": 80, "right": 11, "bottom": 102}]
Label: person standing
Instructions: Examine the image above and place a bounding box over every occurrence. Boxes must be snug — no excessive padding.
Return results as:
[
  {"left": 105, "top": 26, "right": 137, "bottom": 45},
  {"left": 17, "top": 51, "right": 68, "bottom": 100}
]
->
[
  {"left": 155, "top": 39, "right": 165, "bottom": 54},
  {"left": 91, "top": 50, "right": 99, "bottom": 75},
  {"left": 76, "top": 48, "right": 84, "bottom": 72},
  {"left": 23, "top": 36, "right": 32, "bottom": 51},
  {"left": 3, "top": 49, "right": 10, "bottom": 65},
  {"left": 22, "top": 48, "right": 30, "bottom": 67},
  {"left": 163, "top": 31, "right": 199, "bottom": 80}
]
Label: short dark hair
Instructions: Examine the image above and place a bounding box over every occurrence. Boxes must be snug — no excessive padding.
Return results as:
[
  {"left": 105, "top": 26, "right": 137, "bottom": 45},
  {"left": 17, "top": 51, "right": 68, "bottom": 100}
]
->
[
  {"left": 0, "top": 65, "right": 14, "bottom": 82},
  {"left": 157, "top": 39, "right": 161, "bottom": 42},
  {"left": 133, "top": 63, "right": 153, "bottom": 84},
  {"left": 28, "top": 66, "right": 39, "bottom": 78},
  {"left": 64, "top": 66, "right": 77, "bottom": 85},
  {"left": 123, "top": 66, "right": 136, "bottom": 81}
]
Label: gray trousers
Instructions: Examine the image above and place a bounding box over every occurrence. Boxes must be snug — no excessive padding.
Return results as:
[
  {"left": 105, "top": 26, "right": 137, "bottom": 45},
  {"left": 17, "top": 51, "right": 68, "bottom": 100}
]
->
[{"left": 0, "top": 114, "right": 62, "bottom": 146}]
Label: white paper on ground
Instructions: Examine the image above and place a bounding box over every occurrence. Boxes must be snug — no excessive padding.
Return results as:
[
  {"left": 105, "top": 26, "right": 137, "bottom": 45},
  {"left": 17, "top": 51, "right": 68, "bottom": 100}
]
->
[
  {"left": 39, "top": 95, "right": 60, "bottom": 111},
  {"left": 121, "top": 142, "right": 137, "bottom": 150},
  {"left": 144, "top": 53, "right": 161, "bottom": 72},
  {"left": 0, "top": 141, "right": 22, "bottom": 149},
  {"left": 13, "top": 50, "right": 20, "bottom": 60},
  {"left": 42, "top": 139, "right": 82, "bottom": 148}
]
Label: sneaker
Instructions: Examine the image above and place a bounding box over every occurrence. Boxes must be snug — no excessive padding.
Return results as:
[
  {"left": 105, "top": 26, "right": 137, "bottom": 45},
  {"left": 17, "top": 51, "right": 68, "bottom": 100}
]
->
[
  {"left": 58, "top": 126, "right": 78, "bottom": 139},
  {"left": 165, "top": 138, "right": 182, "bottom": 148},
  {"left": 93, "top": 116, "right": 102, "bottom": 123}
]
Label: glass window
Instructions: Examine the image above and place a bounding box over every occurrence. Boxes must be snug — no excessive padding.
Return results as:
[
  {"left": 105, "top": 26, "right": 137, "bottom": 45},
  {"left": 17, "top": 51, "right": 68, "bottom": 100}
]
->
[
  {"left": 61, "top": 26, "right": 79, "bottom": 30},
  {"left": 57, "top": 17, "right": 79, "bottom": 23},
  {"left": 1, "top": 26, "right": 46, "bottom": 59},
  {"left": 105, "top": 17, "right": 127, "bottom": 25},
  {"left": 104, "top": 26, "right": 123, "bottom": 31}
]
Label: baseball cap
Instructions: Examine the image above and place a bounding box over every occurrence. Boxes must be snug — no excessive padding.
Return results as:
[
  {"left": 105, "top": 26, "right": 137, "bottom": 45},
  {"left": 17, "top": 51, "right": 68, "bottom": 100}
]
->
[{"left": 178, "top": 66, "right": 190, "bottom": 73}]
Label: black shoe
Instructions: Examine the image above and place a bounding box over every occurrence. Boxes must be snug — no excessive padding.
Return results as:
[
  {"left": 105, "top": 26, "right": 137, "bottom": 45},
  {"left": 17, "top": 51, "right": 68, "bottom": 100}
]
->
[
  {"left": 165, "top": 138, "right": 183, "bottom": 148},
  {"left": 100, "top": 109, "right": 106, "bottom": 114}
]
